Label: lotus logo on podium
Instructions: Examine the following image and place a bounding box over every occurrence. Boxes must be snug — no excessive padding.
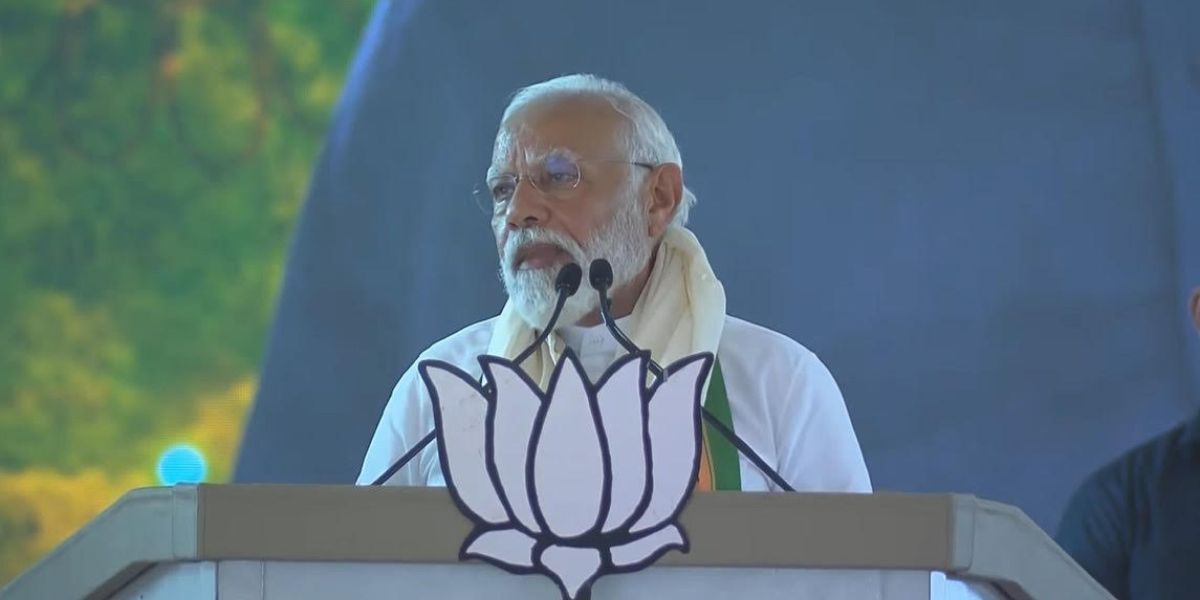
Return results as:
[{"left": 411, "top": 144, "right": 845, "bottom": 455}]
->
[{"left": 419, "top": 349, "right": 714, "bottom": 599}]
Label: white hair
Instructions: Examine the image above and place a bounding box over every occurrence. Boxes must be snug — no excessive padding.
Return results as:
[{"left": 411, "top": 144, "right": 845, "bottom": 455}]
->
[{"left": 499, "top": 74, "right": 697, "bottom": 227}]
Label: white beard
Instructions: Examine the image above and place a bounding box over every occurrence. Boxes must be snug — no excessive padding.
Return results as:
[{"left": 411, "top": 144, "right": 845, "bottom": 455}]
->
[{"left": 500, "top": 192, "right": 651, "bottom": 330}]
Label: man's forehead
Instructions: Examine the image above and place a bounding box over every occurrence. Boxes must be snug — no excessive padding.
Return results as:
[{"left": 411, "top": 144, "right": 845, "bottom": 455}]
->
[{"left": 491, "top": 95, "right": 626, "bottom": 167}]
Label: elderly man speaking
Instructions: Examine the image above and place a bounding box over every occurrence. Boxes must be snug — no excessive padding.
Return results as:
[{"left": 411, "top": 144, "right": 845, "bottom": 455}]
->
[{"left": 357, "top": 74, "right": 870, "bottom": 493}]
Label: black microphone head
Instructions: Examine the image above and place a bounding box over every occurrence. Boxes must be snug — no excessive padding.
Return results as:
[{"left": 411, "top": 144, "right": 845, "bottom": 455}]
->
[
  {"left": 554, "top": 263, "right": 583, "bottom": 296},
  {"left": 589, "top": 259, "right": 614, "bottom": 291}
]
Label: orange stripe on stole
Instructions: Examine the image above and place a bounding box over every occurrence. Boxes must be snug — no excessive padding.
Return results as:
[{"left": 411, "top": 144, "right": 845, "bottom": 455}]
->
[{"left": 695, "top": 427, "right": 714, "bottom": 492}]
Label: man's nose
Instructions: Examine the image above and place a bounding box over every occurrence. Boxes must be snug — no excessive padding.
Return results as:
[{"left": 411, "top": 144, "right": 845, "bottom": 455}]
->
[{"left": 505, "top": 178, "right": 551, "bottom": 230}]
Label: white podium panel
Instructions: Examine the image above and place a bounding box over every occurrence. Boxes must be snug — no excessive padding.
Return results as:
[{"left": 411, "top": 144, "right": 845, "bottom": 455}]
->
[
  {"left": 0, "top": 485, "right": 1111, "bottom": 600},
  {"left": 111, "top": 561, "right": 1008, "bottom": 600}
]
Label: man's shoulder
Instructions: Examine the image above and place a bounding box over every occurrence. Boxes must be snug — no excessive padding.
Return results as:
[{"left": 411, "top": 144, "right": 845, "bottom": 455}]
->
[
  {"left": 1057, "top": 416, "right": 1199, "bottom": 567},
  {"left": 416, "top": 316, "right": 499, "bottom": 365},
  {"left": 1083, "top": 418, "right": 1197, "bottom": 493},
  {"left": 720, "top": 314, "right": 819, "bottom": 366}
]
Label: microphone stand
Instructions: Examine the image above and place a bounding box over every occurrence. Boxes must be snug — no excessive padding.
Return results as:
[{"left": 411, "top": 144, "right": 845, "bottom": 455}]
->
[
  {"left": 370, "top": 263, "right": 582, "bottom": 486},
  {"left": 587, "top": 259, "right": 796, "bottom": 492},
  {"left": 513, "top": 268, "right": 579, "bottom": 367}
]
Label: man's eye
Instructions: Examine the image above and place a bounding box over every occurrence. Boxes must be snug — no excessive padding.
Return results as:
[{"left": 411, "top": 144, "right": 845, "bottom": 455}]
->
[{"left": 491, "top": 183, "right": 515, "bottom": 200}]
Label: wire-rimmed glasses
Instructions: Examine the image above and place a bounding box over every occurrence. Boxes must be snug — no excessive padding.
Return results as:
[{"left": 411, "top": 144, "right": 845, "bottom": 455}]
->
[{"left": 473, "top": 149, "right": 654, "bottom": 215}]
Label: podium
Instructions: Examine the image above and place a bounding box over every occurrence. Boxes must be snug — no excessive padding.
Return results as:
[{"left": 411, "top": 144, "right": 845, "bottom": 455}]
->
[{"left": 0, "top": 485, "right": 1112, "bottom": 599}]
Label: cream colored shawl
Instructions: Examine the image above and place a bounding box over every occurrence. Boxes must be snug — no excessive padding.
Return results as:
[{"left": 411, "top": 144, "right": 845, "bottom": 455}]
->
[{"left": 486, "top": 226, "right": 726, "bottom": 393}]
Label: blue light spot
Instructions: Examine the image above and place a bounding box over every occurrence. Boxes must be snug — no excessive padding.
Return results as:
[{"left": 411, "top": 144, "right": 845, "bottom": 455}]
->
[{"left": 157, "top": 444, "right": 207, "bottom": 485}]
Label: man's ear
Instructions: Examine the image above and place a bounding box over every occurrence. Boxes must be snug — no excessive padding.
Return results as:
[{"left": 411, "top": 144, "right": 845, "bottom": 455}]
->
[
  {"left": 1190, "top": 287, "right": 1200, "bottom": 332},
  {"left": 645, "top": 163, "right": 683, "bottom": 238}
]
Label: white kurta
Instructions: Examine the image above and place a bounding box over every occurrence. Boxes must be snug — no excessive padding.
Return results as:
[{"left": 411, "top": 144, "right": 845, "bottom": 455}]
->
[{"left": 357, "top": 315, "right": 872, "bottom": 493}]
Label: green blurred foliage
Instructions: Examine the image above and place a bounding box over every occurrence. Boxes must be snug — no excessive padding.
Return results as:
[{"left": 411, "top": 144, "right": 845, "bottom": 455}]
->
[{"left": 0, "top": 0, "right": 373, "bottom": 586}]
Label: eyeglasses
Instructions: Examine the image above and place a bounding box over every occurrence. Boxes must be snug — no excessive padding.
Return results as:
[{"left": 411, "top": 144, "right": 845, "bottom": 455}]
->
[{"left": 474, "top": 149, "right": 655, "bottom": 214}]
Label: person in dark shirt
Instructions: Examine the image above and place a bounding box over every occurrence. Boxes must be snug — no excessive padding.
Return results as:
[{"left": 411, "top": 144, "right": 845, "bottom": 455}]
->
[{"left": 1056, "top": 287, "right": 1200, "bottom": 600}]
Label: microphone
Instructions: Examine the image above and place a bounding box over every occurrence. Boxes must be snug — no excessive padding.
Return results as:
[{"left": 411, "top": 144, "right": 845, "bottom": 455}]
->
[
  {"left": 514, "top": 263, "right": 582, "bottom": 366},
  {"left": 588, "top": 257, "right": 613, "bottom": 294},
  {"left": 588, "top": 259, "right": 666, "bottom": 379},
  {"left": 372, "top": 262, "right": 582, "bottom": 486},
  {"left": 557, "top": 262, "right": 585, "bottom": 295}
]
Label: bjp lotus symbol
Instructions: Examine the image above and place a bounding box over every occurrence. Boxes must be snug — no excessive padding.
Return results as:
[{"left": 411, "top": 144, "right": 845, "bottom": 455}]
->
[{"left": 418, "top": 350, "right": 714, "bottom": 599}]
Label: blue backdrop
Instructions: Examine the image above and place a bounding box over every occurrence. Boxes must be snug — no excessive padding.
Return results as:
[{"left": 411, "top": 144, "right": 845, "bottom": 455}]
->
[{"left": 235, "top": 0, "right": 1199, "bottom": 531}]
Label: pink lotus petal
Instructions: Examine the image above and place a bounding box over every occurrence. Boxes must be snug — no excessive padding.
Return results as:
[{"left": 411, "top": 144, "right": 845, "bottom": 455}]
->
[
  {"left": 630, "top": 355, "right": 709, "bottom": 533},
  {"left": 610, "top": 524, "right": 685, "bottom": 568},
  {"left": 423, "top": 363, "right": 507, "bottom": 524},
  {"left": 532, "top": 354, "right": 606, "bottom": 538},
  {"left": 596, "top": 355, "right": 650, "bottom": 532},
  {"left": 463, "top": 527, "right": 537, "bottom": 569},
  {"left": 539, "top": 544, "right": 601, "bottom": 600},
  {"left": 485, "top": 360, "right": 543, "bottom": 533}
]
